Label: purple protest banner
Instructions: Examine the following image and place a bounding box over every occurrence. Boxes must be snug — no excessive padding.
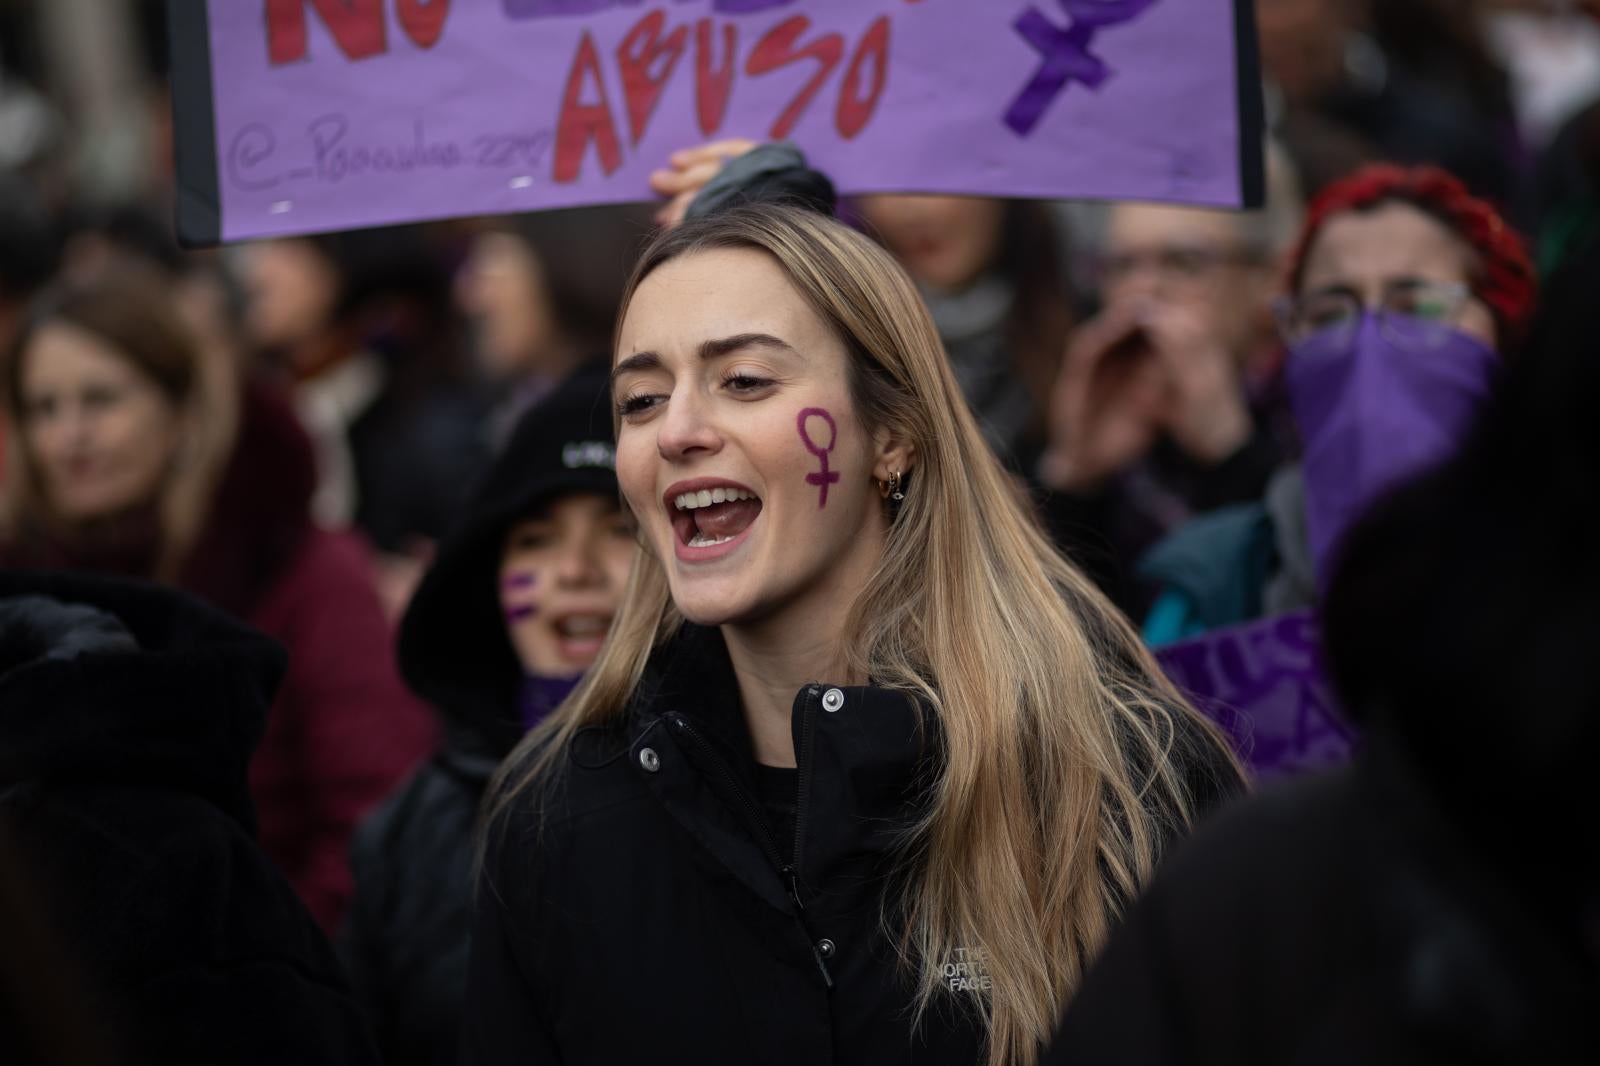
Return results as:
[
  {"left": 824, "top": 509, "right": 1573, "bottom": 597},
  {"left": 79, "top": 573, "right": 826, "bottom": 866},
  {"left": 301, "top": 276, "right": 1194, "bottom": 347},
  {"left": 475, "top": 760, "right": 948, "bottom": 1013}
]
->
[
  {"left": 1155, "top": 609, "right": 1359, "bottom": 782},
  {"left": 166, "top": 0, "right": 1264, "bottom": 245}
]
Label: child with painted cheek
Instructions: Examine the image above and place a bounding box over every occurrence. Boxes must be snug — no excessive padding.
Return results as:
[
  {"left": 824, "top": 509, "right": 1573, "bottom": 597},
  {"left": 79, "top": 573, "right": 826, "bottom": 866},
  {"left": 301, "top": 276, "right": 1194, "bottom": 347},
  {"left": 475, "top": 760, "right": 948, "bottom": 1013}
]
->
[{"left": 497, "top": 494, "right": 635, "bottom": 728}]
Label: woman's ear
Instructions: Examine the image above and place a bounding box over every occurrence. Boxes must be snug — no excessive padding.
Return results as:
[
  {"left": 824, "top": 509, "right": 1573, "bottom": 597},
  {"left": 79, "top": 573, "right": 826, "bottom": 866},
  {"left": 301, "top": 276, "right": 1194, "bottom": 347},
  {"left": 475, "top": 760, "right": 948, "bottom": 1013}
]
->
[{"left": 870, "top": 424, "right": 916, "bottom": 484}]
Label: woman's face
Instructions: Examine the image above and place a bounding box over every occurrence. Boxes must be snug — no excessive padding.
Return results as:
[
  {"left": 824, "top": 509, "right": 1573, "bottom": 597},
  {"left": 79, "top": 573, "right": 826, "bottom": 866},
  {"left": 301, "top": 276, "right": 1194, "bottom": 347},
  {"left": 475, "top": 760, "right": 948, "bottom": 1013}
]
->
[
  {"left": 498, "top": 493, "right": 636, "bottom": 676},
  {"left": 238, "top": 238, "right": 339, "bottom": 353},
  {"left": 612, "top": 248, "right": 894, "bottom": 630},
  {"left": 457, "top": 230, "right": 556, "bottom": 378},
  {"left": 18, "top": 322, "right": 181, "bottom": 522},
  {"left": 1298, "top": 201, "right": 1498, "bottom": 348},
  {"left": 854, "top": 195, "right": 1005, "bottom": 295}
]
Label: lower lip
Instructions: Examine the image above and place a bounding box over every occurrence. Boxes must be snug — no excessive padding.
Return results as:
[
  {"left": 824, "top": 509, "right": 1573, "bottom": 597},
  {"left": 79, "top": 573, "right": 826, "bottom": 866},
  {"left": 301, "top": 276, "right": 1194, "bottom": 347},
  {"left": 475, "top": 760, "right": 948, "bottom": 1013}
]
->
[
  {"left": 556, "top": 634, "right": 607, "bottom": 662},
  {"left": 672, "top": 512, "right": 759, "bottom": 564}
]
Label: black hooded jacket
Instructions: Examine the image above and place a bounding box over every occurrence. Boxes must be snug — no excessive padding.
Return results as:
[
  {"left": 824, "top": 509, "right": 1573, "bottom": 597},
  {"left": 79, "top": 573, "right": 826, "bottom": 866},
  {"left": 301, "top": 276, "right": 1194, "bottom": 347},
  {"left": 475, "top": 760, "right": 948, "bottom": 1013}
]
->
[
  {"left": 0, "top": 571, "right": 379, "bottom": 1066},
  {"left": 341, "top": 363, "right": 618, "bottom": 1066},
  {"left": 460, "top": 623, "right": 1243, "bottom": 1065}
]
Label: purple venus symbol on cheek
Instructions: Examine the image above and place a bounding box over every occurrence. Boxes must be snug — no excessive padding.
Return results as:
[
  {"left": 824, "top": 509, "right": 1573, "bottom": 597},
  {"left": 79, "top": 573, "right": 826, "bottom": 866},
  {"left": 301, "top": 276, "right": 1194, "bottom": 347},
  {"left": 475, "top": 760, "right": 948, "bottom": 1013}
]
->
[{"left": 797, "top": 407, "right": 840, "bottom": 509}]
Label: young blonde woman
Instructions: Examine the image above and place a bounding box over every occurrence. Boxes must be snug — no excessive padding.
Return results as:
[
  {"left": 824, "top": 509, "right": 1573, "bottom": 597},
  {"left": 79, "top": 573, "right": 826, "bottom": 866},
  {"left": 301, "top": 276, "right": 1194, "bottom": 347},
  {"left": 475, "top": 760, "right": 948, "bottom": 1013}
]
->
[{"left": 462, "top": 205, "right": 1244, "bottom": 1066}]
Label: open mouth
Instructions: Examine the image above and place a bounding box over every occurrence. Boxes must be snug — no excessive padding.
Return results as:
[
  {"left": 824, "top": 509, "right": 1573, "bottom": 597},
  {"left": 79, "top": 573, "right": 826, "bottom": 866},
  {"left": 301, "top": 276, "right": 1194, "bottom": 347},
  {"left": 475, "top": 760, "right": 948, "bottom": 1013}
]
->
[
  {"left": 550, "top": 612, "right": 613, "bottom": 662},
  {"left": 666, "top": 480, "right": 764, "bottom": 550}
]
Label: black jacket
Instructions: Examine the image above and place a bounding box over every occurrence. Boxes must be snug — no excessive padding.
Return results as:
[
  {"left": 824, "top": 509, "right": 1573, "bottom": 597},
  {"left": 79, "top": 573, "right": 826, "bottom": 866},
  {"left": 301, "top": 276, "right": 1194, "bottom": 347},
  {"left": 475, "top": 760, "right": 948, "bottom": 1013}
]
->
[
  {"left": 0, "top": 572, "right": 380, "bottom": 1066},
  {"left": 342, "top": 363, "right": 617, "bottom": 1066},
  {"left": 461, "top": 624, "right": 1242, "bottom": 1065}
]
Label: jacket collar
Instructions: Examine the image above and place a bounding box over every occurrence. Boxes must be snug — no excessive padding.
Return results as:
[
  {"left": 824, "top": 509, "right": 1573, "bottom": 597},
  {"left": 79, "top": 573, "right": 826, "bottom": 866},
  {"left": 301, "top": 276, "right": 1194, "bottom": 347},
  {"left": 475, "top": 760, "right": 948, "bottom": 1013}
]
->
[{"left": 627, "top": 624, "right": 937, "bottom": 917}]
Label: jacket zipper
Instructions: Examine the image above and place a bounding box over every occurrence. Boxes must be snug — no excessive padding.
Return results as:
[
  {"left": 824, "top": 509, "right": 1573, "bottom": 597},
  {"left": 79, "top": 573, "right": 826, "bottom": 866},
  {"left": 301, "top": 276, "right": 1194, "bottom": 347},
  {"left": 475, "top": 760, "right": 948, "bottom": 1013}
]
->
[{"left": 667, "top": 703, "right": 835, "bottom": 990}]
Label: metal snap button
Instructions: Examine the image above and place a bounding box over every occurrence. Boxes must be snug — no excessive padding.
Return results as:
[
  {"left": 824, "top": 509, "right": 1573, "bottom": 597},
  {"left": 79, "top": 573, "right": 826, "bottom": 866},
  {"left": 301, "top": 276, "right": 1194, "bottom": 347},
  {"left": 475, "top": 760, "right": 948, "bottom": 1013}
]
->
[
  {"left": 821, "top": 688, "right": 845, "bottom": 713},
  {"left": 639, "top": 747, "right": 661, "bottom": 773},
  {"left": 816, "top": 938, "right": 836, "bottom": 959}
]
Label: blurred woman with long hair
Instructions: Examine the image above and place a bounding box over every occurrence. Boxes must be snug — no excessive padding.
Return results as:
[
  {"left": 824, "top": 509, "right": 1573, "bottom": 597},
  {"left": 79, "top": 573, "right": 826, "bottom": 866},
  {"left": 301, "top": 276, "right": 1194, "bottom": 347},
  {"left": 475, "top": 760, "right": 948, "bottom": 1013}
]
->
[{"left": 0, "top": 268, "right": 433, "bottom": 931}]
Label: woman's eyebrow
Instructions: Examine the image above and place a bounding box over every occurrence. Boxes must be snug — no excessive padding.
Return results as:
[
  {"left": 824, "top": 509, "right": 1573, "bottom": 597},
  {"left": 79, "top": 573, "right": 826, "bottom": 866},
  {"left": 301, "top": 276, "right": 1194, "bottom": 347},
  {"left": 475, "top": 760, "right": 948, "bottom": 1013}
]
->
[
  {"left": 611, "top": 351, "right": 661, "bottom": 385},
  {"left": 1305, "top": 282, "right": 1361, "bottom": 299},
  {"left": 612, "top": 334, "right": 798, "bottom": 386},
  {"left": 698, "top": 333, "right": 798, "bottom": 360}
]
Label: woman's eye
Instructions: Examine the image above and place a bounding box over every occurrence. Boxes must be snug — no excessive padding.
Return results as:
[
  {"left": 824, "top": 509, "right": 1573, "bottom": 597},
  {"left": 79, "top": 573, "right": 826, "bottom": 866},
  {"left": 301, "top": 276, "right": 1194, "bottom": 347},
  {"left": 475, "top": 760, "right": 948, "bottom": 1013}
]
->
[
  {"left": 617, "top": 393, "right": 663, "bottom": 417},
  {"left": 723, "top": 374, "right": 773, "bottom": 395},
  {"left": 22, "top": 396, "right": 57, "bottom": 421},
  {"left": 81, "top": 387, "right": 122, "bottom": 411}
]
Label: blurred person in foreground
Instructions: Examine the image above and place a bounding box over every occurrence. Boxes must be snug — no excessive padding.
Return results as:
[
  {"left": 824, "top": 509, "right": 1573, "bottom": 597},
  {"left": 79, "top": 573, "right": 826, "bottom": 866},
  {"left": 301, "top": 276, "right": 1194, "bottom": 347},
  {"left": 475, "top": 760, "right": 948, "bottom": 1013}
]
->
[
  {"left": 1139, "top": 164, "right": 1536, "bottom": 642},
  {"left": 0, "top": 268, "right": 434, "bottom": 931},
  {"left": 341, "top": 366, "right": 632, "bottom": 1066},
  {"left": 0, "top": 571, "right": 380, "bottom": 1065},
  {"left": 1042, "top": 235, "right": 1600, "bottom": 1066},
  {"left": 1036, "top": 148, "right": 1305, "bottom": 614},
  {"left": 455, "top": 206, "right": 650, "bottom": 450}
]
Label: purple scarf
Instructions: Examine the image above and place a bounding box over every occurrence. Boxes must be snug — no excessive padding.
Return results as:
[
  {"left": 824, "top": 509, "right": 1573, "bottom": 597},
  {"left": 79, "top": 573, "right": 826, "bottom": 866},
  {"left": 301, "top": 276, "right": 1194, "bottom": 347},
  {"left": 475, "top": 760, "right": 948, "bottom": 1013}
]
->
[{"left": 519, "top": 673, "right": 583, "bottom": 731}]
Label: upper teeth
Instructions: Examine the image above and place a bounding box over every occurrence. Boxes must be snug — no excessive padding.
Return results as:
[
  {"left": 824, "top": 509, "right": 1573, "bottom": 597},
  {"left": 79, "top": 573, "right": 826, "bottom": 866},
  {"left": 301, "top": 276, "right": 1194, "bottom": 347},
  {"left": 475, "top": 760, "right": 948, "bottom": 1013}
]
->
[
  {"left": 675, "top": 487, "right": 755, "bottom": 510},
  {"left": 557, "top": 615, "right": 609, "bottom": 637}
]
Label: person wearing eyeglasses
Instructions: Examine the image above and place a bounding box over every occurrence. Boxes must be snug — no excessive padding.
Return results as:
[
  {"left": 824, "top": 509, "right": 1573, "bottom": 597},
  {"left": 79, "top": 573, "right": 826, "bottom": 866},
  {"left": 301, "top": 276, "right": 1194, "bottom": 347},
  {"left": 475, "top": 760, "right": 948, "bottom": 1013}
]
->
[
  {"left": 1139, "top": 163, "right": 1537, "bottom": 645},
  {"left": 1038, "top": 146, "right": 1305, "bottom": 616}
]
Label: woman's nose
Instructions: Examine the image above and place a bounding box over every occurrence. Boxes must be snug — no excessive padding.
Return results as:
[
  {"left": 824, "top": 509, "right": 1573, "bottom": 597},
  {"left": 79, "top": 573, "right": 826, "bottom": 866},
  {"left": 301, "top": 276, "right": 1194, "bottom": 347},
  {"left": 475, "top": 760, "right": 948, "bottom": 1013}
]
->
[{"left": 655, "top": 389, "right": 721, "bottom": 462}]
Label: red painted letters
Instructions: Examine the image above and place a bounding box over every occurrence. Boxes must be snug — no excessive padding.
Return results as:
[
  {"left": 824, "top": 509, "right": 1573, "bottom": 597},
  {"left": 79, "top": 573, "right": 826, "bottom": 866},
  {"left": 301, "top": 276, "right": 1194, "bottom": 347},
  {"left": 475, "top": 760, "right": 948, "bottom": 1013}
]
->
[
  {"left": 694, "top": 19, "right": 738, "bottom": 137},
  {"left": 554, "top": 32, "right": 624, "bottom": 182},
  {"left": 618, "top": 12, "right": 690, "bottom": 145},
  {"left": 267, "top": 0, "right": 386, "bottom": 65},
  {"left": 744, "top": 16, "right": 844, "bottom": 140},
  {"left": 836, "top": 16, "right": 889, "bottom": 139},
  {"left": 551, "top": 7, "right": 901, "bottom": 184},
  {"left": 395, "top": 0, "right": 451, "bottom": 49},
  {"left": 266, "top": 0, "right": 453, "bottom": 65}
]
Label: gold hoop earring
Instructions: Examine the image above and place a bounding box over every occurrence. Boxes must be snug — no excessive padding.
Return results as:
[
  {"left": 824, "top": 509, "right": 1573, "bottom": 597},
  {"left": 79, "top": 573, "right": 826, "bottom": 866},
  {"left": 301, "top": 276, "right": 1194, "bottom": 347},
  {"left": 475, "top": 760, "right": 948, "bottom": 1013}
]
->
[{"left": 878, "top": 471, "right": 904, "bottom": 502}]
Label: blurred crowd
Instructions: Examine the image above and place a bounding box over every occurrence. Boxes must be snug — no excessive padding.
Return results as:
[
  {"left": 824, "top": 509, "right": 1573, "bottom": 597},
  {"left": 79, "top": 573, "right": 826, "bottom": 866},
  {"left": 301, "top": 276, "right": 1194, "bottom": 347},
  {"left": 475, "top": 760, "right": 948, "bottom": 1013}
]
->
[{"left": 2, "top": 1, "right": 1598, "bottom": 1064}]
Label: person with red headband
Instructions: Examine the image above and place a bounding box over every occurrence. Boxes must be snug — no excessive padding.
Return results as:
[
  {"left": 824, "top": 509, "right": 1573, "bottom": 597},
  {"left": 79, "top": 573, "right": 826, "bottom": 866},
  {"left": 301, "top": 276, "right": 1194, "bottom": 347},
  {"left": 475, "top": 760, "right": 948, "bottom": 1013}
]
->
[{"left": 1139, "top": 163, "right": 1537, "bottom": 644}]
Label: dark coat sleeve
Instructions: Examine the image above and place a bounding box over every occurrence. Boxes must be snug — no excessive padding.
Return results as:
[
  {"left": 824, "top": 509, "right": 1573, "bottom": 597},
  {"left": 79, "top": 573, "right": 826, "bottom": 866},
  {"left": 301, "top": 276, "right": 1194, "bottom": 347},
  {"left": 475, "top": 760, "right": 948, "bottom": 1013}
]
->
[{"left": 459, "top": 805, "right": 563, "bottom": 1066}]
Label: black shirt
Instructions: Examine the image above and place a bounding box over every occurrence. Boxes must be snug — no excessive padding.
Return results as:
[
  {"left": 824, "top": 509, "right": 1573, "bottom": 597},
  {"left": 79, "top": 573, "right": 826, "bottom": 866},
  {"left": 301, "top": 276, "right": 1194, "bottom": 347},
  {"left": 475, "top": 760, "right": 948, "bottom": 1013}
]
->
[{"left": 753, "top": 763, "right": 799, "bottom": 850}]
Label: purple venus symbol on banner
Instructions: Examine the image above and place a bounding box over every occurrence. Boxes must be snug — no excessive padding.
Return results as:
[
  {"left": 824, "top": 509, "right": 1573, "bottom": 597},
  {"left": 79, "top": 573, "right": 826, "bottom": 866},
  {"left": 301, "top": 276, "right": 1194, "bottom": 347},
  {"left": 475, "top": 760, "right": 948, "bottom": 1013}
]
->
[
  {"left": 797, "top": 407, "right": 840, "bottom": 508},
  {"left": 1004, "top": 0, "right": 1161, "bottom": 136}
]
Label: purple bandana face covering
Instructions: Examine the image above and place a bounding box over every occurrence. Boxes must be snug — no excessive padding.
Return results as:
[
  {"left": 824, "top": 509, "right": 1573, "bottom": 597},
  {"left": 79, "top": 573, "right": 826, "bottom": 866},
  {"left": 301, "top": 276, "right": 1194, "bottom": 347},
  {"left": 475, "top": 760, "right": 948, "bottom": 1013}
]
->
[{"left": 1287, "top": 313, "right": 1500, "bottom": 587}]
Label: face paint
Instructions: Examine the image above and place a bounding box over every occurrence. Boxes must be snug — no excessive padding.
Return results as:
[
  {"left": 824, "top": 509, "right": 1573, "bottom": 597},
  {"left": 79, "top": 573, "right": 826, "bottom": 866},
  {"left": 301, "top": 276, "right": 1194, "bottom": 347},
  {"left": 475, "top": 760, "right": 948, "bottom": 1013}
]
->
[
  {"left": 504, "top": 604, "right": 538, "bottom": 623},
  {"left": 797, "top": 407, "right": 840, "bottom": 508},
  {"left": 502, "top": 572, "right": 538, "bottom": 591}
]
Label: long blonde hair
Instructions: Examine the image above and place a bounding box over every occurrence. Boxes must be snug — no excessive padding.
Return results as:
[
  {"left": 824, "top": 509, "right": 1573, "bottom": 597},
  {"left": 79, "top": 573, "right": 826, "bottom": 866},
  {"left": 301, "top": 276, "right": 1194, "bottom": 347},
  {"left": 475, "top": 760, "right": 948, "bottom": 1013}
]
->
[{"left": 491, "top": 205, "right": 1239, "bottom": 1065}]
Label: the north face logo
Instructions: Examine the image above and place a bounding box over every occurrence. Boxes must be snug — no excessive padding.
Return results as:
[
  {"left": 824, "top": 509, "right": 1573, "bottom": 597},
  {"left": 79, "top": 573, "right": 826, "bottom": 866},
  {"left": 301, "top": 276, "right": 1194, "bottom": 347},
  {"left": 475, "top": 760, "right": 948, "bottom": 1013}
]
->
[{"left": 941, "top": 947, "right": 993, "bottom": 993}]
